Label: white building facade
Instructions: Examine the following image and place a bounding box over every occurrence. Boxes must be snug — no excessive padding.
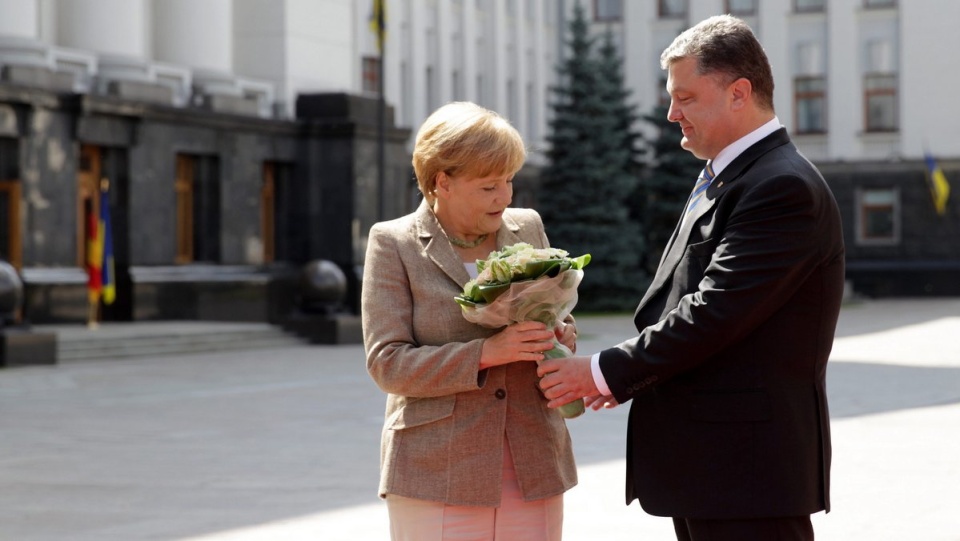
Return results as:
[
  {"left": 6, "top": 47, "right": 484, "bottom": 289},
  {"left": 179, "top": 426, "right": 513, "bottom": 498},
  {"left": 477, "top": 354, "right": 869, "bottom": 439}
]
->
[
  {"left": 577, "top": 0, "right": 960, "bottom": 163},
  {"left": 578, "top": 0, "right": 960, "bottom": 296},
  {"left": 0, "top": 0, "right": 956, "bottom": 302}
]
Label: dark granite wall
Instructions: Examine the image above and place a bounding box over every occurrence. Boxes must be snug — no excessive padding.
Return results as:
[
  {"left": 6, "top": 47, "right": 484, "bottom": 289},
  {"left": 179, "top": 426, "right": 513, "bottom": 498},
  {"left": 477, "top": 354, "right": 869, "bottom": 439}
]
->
[{"left": 4, "top": 84, "right": 412, "bottom": 323}]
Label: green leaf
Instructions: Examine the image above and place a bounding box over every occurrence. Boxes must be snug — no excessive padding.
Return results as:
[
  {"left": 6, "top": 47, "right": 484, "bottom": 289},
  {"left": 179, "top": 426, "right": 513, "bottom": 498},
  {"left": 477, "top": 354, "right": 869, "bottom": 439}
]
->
[
  {"left": 523, "top": 259, "right": 563, "bottom": 279},
  {"left": 477, "top": 283, "right": 511, "bottom": 303},
  {"left": 571, "top": 253, "right": 591, "bottom": 269}
]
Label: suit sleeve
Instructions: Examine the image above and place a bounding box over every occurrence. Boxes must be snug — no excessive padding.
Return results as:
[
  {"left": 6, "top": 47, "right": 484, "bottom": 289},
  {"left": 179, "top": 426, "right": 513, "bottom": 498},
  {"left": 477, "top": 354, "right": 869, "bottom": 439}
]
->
[{"left": 599, "top": 169, "right": 836, "bottom": 402}]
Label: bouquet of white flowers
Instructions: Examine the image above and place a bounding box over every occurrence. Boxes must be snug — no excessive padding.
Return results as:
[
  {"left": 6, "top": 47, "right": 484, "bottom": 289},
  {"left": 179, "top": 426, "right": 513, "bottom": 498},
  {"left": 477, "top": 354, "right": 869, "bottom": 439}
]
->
[{"left": 455, "top": 242, "right": 591, "bottom": 419}]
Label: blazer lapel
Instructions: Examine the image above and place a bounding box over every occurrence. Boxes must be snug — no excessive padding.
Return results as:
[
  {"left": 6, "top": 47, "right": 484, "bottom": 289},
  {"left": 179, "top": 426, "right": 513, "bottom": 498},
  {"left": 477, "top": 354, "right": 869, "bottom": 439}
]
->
[
  {"left": 416, "top": 201, "right": 472, "bottom": 286},
  {"left": 496, "top": 212, "right": 525, "bottom": 250},
  {"left": 414, "top": 201, "right": 525, "bottom": 287}
]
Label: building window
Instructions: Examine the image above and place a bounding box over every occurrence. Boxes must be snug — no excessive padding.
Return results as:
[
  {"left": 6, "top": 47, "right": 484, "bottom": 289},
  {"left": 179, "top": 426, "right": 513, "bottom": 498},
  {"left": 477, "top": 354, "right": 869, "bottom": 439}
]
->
[
  {"left": 261, "top": 162, "right": 276, "bottom": 264},
  {"left": 794, "top": 76, "right": 827, "bottom": 134},
  {"left": 426, "top": 66, "right": 436, "bottom": 114},
  {"left": 794, "top": 0, "right": 825, "bottom": 12},
  {"left": 857, "top": 188, "right": 899, "bottom": 244},
  {"left": 507, "top": 78, "right": 517, "bottom": 126},
  {"left": 362, "top": 56, "right": 380, "bottom": 94},
  {"left": 864, "top": 0, "right": 896, "bottom": 8},
  {"left": 726, "top": 0, "right": 758, "bottom": 16},
  {"left": 659, "top": 0, "right": 687, "bottom": 18},
  {"left": 476, "top": 74, "right": 485, "bottom": 107},
  {"left": 658, "top": 77, "right": 670, "bottom": 107},
  {"left": 864, "top": 74, "right": 898, "bottom": 132},
  {"left": 262, "top": 161, "right": 297, "bottom": 263},
  {"left": 526, "top": 82, "right": 538, "bottom": 142},
  {"left": 400, "top": 61, "right": 412, "bottom": 126},
  {"left": 0, "top": 138, "right": 20, "bottom": 269},
  {"left": 595, "top": 0, "right": 623, "bottom": 21},
  {"left": 175, "top": 154, "right": 220, "bottom": 264},
  {"left": 452, "top": 70, "right": 462, "bottom": 101}
]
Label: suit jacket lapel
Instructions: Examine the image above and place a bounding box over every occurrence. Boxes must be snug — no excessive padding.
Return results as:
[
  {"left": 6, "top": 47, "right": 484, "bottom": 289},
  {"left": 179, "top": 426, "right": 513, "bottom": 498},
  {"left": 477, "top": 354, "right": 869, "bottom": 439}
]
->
[
  {"left": 638, "top": 196, "right": 717, "bottom": 310},
  {"left": 636, "top": 128, "right": 792, "bottom": 314}
]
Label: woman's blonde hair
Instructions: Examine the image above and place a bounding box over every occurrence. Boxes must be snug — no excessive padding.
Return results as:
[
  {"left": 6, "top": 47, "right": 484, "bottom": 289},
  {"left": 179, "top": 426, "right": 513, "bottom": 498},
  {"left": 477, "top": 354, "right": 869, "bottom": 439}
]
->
[{"left": 412, "top": 102, "right": 526, "bottom": 205}]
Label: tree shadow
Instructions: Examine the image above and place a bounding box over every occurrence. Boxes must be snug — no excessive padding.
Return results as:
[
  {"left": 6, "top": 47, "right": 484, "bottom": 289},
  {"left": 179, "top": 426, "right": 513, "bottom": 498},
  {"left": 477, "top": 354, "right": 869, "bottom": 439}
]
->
[
  {"left": 834, "top": 298, "right": 960, "bottom": 338},
  {"left": 827, "top": 361, "right": 960, "bottom": 418}
]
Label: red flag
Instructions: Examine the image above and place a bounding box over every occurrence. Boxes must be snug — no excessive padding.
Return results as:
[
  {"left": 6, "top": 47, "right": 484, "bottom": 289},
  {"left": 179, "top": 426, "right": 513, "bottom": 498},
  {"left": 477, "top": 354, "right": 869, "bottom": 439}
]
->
[{"left": 86, "top": 202, "right": 102, "bottom": 303}]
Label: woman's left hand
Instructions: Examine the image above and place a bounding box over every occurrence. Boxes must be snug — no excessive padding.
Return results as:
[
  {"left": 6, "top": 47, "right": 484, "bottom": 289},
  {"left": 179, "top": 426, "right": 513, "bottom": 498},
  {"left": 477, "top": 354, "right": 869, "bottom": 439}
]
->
[{"left": 554, "top": 321, "right": 577, "bottom": 353}]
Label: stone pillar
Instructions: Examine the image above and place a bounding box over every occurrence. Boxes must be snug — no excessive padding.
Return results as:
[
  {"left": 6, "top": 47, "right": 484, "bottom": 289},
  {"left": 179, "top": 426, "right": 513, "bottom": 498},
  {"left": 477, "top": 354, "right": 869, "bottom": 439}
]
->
[
  {"left": 296, "top": 93, "right": 412, "bottom": 313},
  {"left": 56, "top": 0, "right": 149, "bottom": 58},
  {"left": 0, "top": 0, "right": 39, "bottom": 39},
  {"left": 153, "top": 0, "right": 232, "bottom": 73}
]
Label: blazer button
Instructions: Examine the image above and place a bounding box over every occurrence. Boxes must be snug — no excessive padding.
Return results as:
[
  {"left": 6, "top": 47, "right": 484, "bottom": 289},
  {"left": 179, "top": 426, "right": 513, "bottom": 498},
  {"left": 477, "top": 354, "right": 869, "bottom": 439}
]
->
[{"left": 495, "top": 388, "right": 506, "bottom": 399}]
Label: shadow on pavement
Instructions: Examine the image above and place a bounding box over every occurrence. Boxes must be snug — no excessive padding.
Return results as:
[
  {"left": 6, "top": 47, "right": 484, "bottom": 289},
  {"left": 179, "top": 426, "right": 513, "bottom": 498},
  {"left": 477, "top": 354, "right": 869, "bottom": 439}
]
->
[
  {"left": 834, "top": 298, "right": 960, "bottom": 338},
  {"left": 827, "top": 361, "right": 960, "bottom": 418}
]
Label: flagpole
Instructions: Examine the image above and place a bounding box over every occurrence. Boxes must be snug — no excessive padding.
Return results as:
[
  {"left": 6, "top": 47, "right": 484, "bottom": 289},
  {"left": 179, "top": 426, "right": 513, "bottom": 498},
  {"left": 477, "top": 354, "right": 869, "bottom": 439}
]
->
[{"left": 376, "top": 1, "right": 386, "bottom": 221}]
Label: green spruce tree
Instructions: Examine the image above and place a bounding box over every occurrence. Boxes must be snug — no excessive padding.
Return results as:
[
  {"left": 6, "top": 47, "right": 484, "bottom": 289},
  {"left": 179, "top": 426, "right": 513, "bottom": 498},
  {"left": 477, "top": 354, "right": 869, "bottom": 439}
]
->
[
  {"left": 637, "top": 104, "right": 703, "bottom": 275},
  {"left": 539, "top": 2, "right": 646, "bottom": 311}
]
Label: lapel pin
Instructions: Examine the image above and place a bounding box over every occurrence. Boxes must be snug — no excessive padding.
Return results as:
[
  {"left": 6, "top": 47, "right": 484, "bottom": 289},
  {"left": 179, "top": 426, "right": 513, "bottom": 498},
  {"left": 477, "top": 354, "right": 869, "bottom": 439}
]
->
[{"left": 717, "top": 181, "right": 724, "bottom": 188}]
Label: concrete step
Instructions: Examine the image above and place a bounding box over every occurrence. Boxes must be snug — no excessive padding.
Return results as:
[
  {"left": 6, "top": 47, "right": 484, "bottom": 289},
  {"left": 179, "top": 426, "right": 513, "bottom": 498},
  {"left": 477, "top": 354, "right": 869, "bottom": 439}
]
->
[{"left": 35, "top": 322, "right": 309, "bottom": 363}]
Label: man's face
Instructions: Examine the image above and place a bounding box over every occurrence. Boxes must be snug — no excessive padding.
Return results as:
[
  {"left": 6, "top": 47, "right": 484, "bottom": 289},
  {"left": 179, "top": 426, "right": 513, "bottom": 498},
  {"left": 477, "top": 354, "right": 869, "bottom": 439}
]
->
[{"left": 665, "top": 57, "right": 735, "bottom": 160}]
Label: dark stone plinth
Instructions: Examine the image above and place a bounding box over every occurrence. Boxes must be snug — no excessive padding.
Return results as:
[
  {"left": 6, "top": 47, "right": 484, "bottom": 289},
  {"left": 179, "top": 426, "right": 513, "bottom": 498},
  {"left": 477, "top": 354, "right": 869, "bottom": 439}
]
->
[
  {"left": 0, "top": 328, "right": 57, "bottom": 367},
  {"left": 281, "top": 313, "right": 362, "bottom": 345}
]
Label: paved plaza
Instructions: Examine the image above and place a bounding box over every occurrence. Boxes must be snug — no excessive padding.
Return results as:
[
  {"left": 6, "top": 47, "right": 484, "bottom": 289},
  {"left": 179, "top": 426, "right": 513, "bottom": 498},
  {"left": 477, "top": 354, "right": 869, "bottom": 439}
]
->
[{"left": 1, "top": 298, "right": 959, "bottom": 540}]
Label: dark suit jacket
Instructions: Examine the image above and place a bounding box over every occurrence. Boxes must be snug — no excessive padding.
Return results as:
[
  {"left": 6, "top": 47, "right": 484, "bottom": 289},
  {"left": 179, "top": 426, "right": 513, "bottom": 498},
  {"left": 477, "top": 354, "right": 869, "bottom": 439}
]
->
[{"left": 598, "top": 128, "right": 844, "bottom": 519}]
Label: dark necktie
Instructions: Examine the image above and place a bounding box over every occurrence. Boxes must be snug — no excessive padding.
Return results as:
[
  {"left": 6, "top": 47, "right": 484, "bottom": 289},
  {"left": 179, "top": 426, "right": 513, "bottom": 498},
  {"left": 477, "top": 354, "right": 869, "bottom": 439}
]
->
[{"left": 686, "top": 161, "right": 715, "bottom": 214}]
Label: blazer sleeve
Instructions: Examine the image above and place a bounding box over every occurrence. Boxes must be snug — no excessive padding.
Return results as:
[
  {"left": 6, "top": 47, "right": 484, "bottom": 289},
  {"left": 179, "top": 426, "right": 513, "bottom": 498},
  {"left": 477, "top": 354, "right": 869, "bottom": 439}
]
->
[{"left": 362, "top": 222, "right": 488, "bottom": 398}]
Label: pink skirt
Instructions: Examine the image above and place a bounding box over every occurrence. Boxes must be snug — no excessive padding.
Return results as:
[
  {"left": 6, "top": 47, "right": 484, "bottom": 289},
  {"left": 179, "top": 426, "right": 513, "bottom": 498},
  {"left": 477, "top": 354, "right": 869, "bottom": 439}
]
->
[{"left": 386, "top": 439, "right": 564, "bottom": 541}]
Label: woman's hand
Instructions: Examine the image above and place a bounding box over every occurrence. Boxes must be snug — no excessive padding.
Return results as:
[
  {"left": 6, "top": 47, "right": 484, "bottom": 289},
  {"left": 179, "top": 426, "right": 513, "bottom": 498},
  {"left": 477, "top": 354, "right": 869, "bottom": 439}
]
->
[
  {"left": 554, "top": 321, "right": 577, "bottom": 353},
  {"left": 480, "top": 321, "right": 555, "bottom": 370}
]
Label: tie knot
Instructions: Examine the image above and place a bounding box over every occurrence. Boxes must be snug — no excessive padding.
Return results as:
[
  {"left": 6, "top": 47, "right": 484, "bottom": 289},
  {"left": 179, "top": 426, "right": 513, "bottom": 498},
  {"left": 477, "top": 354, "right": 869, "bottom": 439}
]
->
[{"left": 703, "top": 161, "right": 715, "bottom": 181}]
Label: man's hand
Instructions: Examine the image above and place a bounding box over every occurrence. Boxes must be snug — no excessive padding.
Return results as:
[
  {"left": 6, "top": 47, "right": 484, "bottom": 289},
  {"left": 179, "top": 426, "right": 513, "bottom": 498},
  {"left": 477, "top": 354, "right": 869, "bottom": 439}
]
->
[
  {"left": 537, "top": 355, "right": 598, "bottom": 409},
  {"left": 584, "top": 394, "right": 619, "bottom": 410}
]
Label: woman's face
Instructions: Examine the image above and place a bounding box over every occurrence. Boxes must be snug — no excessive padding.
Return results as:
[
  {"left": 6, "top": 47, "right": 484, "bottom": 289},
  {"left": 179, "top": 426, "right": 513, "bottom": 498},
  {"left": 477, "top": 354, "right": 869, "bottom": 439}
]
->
[{"left": 437, "top": 170, "right": 514, "bottom": 235}]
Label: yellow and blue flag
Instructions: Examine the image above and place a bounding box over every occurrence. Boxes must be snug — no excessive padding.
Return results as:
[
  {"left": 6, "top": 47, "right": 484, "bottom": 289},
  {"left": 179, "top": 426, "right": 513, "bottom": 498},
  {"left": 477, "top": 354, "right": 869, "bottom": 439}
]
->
[
  {"left": 924, "top": 153, "right": 951, "bottom": 216},
  {"left": 99, "top": 182, "right": 115, "bottom": 305},
  {"left": 369, "top": 0, "right": 386, "bottom": 53}
]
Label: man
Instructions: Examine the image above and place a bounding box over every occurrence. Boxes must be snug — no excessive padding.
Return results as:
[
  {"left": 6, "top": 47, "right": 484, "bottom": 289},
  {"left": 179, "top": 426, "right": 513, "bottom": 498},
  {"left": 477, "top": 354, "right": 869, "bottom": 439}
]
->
[{"left": 538, "top": 15, "right": 844, "bottom": 541}]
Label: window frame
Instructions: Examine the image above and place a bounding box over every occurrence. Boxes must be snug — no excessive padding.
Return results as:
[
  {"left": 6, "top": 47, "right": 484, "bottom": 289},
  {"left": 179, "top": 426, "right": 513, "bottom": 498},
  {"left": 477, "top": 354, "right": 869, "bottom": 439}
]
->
[
  {"left": 594, "top": 0, "right": 623, "bottom": 22},
  {"left": 658, "top": 0, "right": 688, "bottom": 19},
  {"left": 855, "top": 187, "right": 900, "bottom": 245},
  {"left": 863, "top": 0, "right": 896, "bottom": 8},
  {"left": 725, "top": 0, "right": 758, "bottom": 16},
  {"left": 793, "top": 0, "right": 826, "bottom": 13},
  {"left": 361, "top": 56, "right": 381, "bottom": 95},
  {"left": 794, "top": 75, "right": 827, "bottom": 135},
  {"left": 863, "top": 73, "right": 899, "bottom": 133}
]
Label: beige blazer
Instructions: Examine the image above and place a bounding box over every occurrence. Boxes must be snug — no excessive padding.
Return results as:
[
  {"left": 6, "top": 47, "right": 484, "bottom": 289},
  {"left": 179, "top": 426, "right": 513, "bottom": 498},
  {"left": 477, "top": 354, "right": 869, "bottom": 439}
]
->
[{"left": 361, "top": 200, "right": 577, "bottom": 507}]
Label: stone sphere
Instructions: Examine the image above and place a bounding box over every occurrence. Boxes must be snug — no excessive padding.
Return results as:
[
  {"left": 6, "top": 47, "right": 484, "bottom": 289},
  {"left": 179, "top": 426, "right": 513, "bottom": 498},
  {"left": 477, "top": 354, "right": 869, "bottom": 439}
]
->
[
  {"left": 0, "top": 261, "right": 22, "bottom": 317},
  {"left": 298, "top": 260, "right": 347, "bottom": 309}
]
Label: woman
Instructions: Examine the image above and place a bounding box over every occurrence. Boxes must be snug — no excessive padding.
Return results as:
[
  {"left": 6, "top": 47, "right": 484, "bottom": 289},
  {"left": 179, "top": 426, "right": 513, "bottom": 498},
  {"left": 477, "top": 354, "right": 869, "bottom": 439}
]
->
[{"left": 362, "top": 101, "right": 578, "bottom": 541}]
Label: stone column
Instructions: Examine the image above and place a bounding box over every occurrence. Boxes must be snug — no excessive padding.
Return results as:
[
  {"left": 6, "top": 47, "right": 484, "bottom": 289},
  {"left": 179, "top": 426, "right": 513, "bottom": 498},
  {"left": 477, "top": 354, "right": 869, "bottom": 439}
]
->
[
  {"left": 56, "top": 0, "right": 149, "bottom": 58},
  {"left": 153, "top": 0, "right": 232, "bottom": 73}
]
